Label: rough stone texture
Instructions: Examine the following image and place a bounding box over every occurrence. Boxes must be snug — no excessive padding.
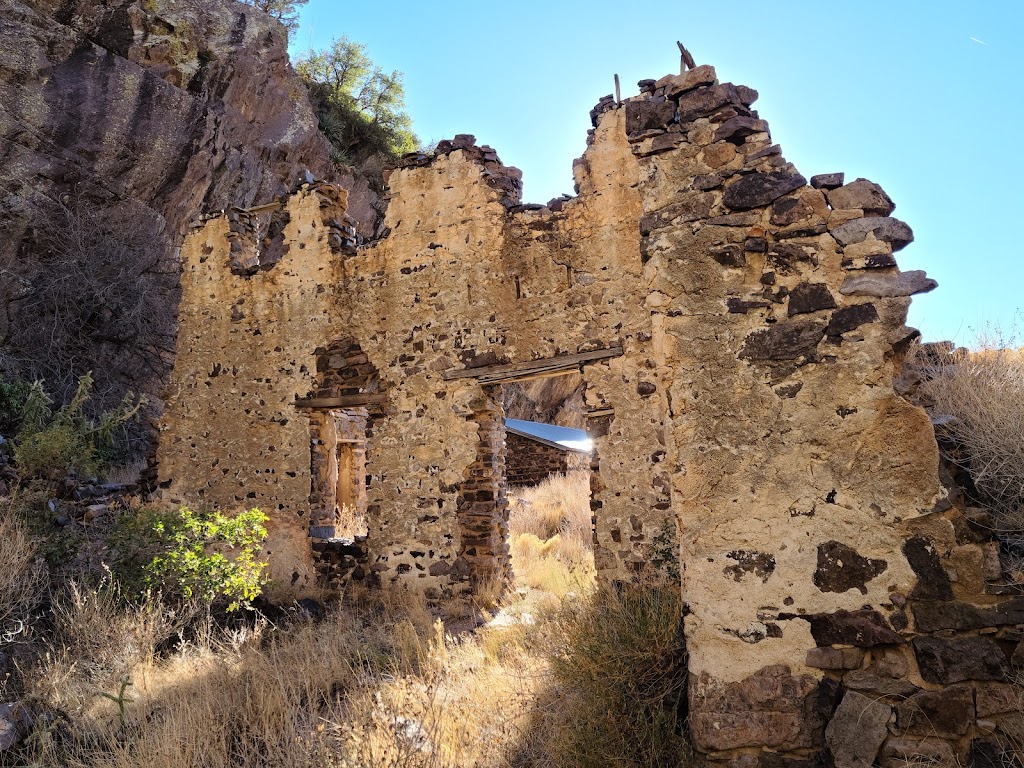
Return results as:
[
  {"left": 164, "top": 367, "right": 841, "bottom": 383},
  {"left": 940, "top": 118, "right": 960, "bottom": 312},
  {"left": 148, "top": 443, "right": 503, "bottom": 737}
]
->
[
  {"left": 690, "top": 667, "right": 821, "bottom": 752},
  {"left": 0, "top": 0, "right": 375, "bottom": 244},
  {"left": 802, "top": 609, "right": 905, "bottom": 647},
  {"left": 724, "top": 171, "right": 808, "bottom": 210},
  {"left": 505, "top": 432, "right": 586, "bottom": 487},
  {"left": 825, "top": 179, "right": 896, "bottom": 217},
  {"left": 155, "top": 65, "right": 1015, "bottom": 765},
  {"left": 840, "top": 270, "right": 938, "bottom": 298},
  {"left": 156, "top": 183, "right": 351, "bottom": 598},
  {"left": 912, "top": 636, "right": 1009, "bottom": 684},
  {"left": 813, "top": 540, "right": 887, "bottom": 594},
  {"left": 825, "top": 691, "right": 891, "bottom": 768},
  {"left": 896, "top": 686, "right": 974, "bottom": 738},
  {"left": 0, "top": 0, "right": 378, "bottom": 451},
  {"left": 831, "top": 217, "right": 914, "bottom": 251}
]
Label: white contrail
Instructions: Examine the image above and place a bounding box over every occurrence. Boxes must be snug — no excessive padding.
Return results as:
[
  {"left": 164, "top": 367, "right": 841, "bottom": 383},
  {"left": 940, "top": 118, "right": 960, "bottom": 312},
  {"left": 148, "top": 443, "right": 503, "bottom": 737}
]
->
[{"left": 970, "top": 36, "right": 989, "bottom": 45}]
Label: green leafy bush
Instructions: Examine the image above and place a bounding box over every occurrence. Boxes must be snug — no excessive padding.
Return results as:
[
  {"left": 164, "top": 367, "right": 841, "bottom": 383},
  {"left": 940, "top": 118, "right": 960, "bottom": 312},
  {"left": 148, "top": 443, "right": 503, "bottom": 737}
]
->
[
  {"left": 297, "top": 36, "right": 417, "bottom": 182},
  {"left": 11, "top": 373, "right": 144, "bottom": 482},
  {"left": 0, "top": 375, "right": 30, "bottom": 437},
  {"left": 114, "top": 506, "right": 269, "bottom": 612}
]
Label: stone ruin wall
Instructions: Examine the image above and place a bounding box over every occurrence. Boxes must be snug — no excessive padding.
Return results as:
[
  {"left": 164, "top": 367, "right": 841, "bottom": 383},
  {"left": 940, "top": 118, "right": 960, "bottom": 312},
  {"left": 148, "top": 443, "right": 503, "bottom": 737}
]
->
[
  {"left": 158, "top": 65, "right": 1024, "bottom": 765},
  {"left": 504, "top": 433, "right": 586, "bottom": 488}
]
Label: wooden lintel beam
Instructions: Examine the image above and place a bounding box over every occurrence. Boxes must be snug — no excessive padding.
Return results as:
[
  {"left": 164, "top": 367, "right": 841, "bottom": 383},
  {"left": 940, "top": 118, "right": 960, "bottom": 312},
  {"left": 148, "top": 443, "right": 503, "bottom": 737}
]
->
[
  {"left": 294, "top": 393, "right": 387, "bottom": 409},
  {"left": 442, "top": 347, "right": 623, "bottom": 383},
  {"left": 233, "top": 201, "right": 286, "bottom": 215}
]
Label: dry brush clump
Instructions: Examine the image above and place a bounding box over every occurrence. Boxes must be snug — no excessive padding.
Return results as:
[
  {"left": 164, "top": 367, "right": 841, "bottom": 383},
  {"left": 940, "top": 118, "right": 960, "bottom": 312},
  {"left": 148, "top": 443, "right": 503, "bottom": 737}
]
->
[
  {"left": 917, "top": 337, "right": 1024, "bottom": 535},
  {"left": 508, "top": 471, "right": 594, "bottom": 597},
  {"left": 3, "top": 470, "right": 692, "bottom": 767},
  {"left": 515, "top": 583, "right": 691, "bottom": 768},
  {"left": 0, "top": 499, "right": 46, "bottom": 637}
]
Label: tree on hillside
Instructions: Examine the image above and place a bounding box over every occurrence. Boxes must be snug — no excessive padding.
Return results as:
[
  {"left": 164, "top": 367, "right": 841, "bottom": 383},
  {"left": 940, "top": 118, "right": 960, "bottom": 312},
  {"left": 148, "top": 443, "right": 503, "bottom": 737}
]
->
[
  {"left": 239, "top": 0, "right": 309, "bottom": 37},
  {"left": 297, "top": 36, "right": 417, "bottom": 173}
]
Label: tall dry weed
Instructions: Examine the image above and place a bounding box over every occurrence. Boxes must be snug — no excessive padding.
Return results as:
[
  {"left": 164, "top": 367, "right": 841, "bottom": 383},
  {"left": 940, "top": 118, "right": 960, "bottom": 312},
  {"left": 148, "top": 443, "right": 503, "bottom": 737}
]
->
[
  {"left": 918, "top": 336, "right": 1024, "bottom": 532},
  {"left": 508, "top": 472, "right": 595, "bottom": 596},
  {"left": 518, "top": 583, "right": 690, "bottom": 768},
  {"left": 0, "top": 498, "right": 45, "bottom": 634}
]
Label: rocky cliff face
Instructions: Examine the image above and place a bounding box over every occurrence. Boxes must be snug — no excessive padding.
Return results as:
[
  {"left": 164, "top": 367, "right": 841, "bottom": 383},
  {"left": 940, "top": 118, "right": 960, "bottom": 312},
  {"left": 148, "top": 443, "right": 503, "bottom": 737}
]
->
[{"left": 0, "top": 0, "right": 377, "bottom": 423}]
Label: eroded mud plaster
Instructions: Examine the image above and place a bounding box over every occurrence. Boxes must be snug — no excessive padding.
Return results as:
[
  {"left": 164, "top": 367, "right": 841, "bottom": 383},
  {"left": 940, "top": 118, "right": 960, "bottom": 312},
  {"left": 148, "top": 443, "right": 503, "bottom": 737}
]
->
[{"left": 158, "top": 66, "right": 1024, "bottom": 765}]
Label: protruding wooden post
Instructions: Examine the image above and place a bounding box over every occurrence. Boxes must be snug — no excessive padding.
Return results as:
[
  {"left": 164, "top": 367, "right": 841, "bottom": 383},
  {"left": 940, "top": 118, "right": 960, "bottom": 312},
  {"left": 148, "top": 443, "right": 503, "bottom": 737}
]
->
[
  {"left": 677, "top": 41, "right": 695, "bottom": 73},
  {"left": 614, "top": 73, "right": 621, "bottom": 104}
]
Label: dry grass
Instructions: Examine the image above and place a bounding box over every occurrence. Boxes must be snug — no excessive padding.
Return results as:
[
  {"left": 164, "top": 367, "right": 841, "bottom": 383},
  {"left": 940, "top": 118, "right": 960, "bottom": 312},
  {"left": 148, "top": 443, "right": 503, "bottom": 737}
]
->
[
  {"left": 918, "top": 337, "right": 1024, "bottom": 533},
  {"left": 0, "top": 497, "right": 45, "bottom": 631},
  {"left": 335, "top": 503, "right": 368, "bottom": 540},
  {"left": 916, "top": 330, "right": 1024, "bottom": 587},
  {"left": 5, "top": 470, "right": 692, "bottom": 767},
  {"left": 15, "top": 588, "right": 545, "bottom": 768}
]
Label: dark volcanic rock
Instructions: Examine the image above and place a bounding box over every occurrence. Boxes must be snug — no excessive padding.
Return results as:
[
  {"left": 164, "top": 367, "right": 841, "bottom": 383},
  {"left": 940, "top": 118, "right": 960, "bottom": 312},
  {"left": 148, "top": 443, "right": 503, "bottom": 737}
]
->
[
  {"left": 903, "top": 536, "right": 954, "bottom": 600},
  {"left": 912, "top": 636, "right": 1009, "bottom": 684},
  {"left": 813, "top": 540, "right": 887, "bottom": 594},
  {"left": 801, "top": 609, "right": 905, "bottom": 647},
  {"left": 830, "top": 216, "right": 914, "bottom": 251},
  {"left": 839, "top": 270, "right": 937, "bottom": 298},
  {"left": 810, "top": 172, "right": 844, "bottom": 190},
  {"left": 675, "top": 84, "right": 746, "bottom": 123},
  {"left": 912, "top": 597, "right": 1024, "bottom": 632},
  {"left": 896, "top": 686, "right": 974, "bottom": 738},
  {"left": 825, "top": 178, "right": 896, "bottom": 216},
  {"left": 625, "top": 99, "right": 676, "bottom": 134},
  {"left": 739, "top": 319, "right": 826, "bottom": 361},
  {"left": 724, "top": 171, "right": 807, "bottom": 210},
  {"left": 826, "top": 304, "right": 879, "bottom": 336},
  {"left": 788, "top": 283, "right": 837, "bottom": 316}
]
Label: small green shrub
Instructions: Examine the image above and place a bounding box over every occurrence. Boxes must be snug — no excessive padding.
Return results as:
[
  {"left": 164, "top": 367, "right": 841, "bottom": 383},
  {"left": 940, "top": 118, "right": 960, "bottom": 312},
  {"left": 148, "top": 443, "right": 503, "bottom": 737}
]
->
[
  {"left": 0, "top": 375, "right": 30, "bottom": 437},
  {"left": 114, "top": 506, "right": 269, "bottom": 611},
  {"left": 11, "top": 373, "right": 145, "bottom": 482}
]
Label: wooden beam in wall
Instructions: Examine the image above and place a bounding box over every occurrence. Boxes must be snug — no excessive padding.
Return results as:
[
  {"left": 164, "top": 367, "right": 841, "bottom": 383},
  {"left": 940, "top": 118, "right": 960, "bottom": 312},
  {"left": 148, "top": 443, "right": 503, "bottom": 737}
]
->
[
  {"left": 442, "top": 347, "right": 624, "bottom": 384},
  {"left": 234, "top": 200, "right": 286, "bottom": 215},
  {"left": 294, "top": 394, "right": 388, "bottom": 409}
]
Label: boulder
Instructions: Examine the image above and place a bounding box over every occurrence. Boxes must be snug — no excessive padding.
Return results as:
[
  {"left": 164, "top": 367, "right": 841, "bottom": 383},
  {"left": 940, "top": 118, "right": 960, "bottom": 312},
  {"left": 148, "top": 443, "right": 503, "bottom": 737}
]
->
[
  {"left": 826, "top": 304, "right": 879, "bottom": 336},
  {"left": 810, "top": 172, "right": 844, "bottom": 190},
  {"left": 788, "top": 283, "right": 837, "bottom": 316},
  {"left": 895, "top": 686, "right": 974, "bottom": 738},
  {"left": 912, "top": 636, "right": 1009, "bottom": 684},
  {"left": 739, "top": 319, "right": 826, "bottom": 361}
]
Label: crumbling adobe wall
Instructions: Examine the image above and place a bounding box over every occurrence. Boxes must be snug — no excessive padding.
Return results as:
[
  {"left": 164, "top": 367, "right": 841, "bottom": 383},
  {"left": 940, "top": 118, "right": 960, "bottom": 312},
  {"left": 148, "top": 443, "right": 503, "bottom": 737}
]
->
[
  {"left": 612, "top": 65, "right": 1023, "bottom": 765},
  {"left": 155, "top": 183, "right": 354, "bottom": 599},
  {"left": 326, "top": 121, "right": 675, "bottom": 596},
  {"left": 158, "top": 62, "right": 1024, "bottom": 764}
]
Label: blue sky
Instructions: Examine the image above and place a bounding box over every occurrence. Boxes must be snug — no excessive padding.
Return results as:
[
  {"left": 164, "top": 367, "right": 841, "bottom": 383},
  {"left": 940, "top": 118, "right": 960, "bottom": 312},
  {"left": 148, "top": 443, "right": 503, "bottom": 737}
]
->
[{"left": 293, "top": 1, "right": 1024, "bottom": 346}]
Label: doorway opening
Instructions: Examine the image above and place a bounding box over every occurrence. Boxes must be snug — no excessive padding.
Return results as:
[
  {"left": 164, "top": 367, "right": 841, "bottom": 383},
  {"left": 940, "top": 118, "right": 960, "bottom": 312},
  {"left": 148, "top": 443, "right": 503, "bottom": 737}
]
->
[{"left": 502, "top": 373, "right": 597, "bottom": 601}]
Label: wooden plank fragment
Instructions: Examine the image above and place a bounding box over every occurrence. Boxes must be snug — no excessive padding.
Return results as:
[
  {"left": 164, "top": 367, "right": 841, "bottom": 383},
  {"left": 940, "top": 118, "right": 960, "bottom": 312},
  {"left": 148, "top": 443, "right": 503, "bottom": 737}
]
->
[
  {"left": 294, "top": 393, "right": 387, "bottom": 409},
  {"left": 442, "top": 347, "right": 623, "bottom": 383}
]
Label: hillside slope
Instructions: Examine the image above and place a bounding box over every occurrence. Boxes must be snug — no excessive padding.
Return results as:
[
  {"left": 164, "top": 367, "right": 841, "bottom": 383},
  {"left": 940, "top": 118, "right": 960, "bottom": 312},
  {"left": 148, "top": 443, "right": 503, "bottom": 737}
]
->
[{"left": 0, "top": 0, "right": 377, "bottom": 430}]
